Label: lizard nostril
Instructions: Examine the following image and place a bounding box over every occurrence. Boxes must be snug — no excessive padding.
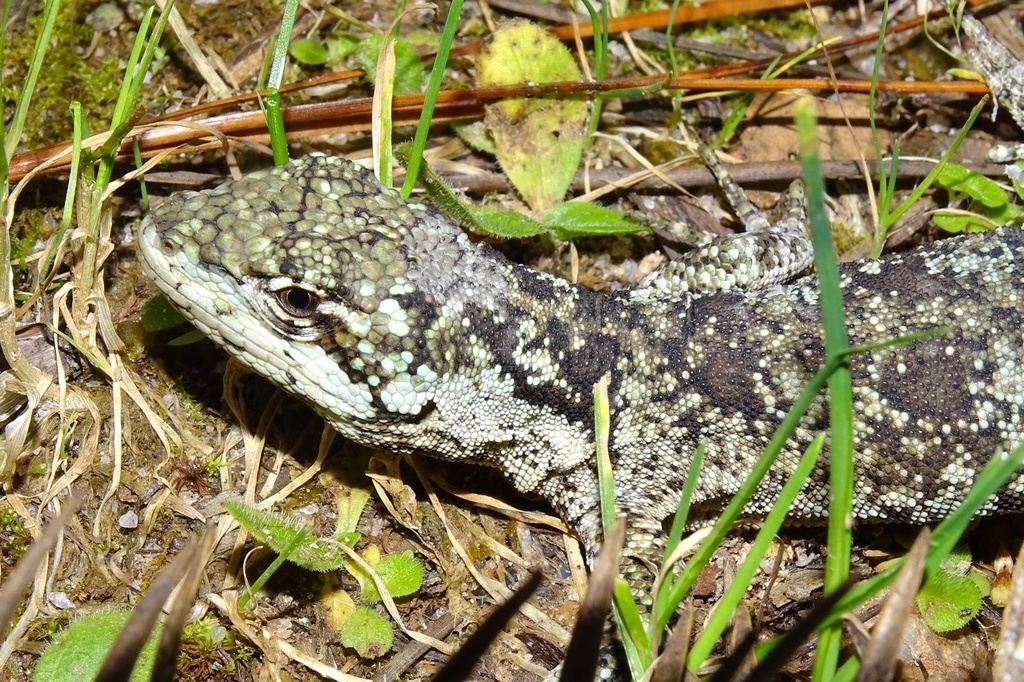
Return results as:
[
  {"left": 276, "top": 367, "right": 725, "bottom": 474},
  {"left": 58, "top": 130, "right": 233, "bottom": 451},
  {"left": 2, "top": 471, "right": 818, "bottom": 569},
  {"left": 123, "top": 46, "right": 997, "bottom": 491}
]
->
[{"left": 159, "top": 237, "right": 180, "bottom": 255}]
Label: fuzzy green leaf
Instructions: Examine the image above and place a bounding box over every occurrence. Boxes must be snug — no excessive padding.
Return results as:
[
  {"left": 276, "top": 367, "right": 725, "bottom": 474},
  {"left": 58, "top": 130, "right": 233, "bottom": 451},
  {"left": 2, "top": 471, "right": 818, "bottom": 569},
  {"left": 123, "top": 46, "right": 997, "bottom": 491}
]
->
[
  {"left": 354, "top": 35, "right": 424, "bottom": 95},
  {"left": 464, "top": 204, "right": 549, "bottom": 239},
  {"left": 916, "top": 544, "right": 982, "bottom": 633},
  {"left": 476, "top": 20, "right": 587, "bottom": 212},
  {"left": 360, "top": 550, "right": 424, "bottom": 603},
  {"left": 542, "top": 202, "right": 647, "bottom": 240},
  {"left": 421, "top": 180, "right": 644, "bottom": 241},
  {"left": 224, "top": 500, "right": 349, "bottom": 572},
  {"left": 289, "top": 38, "right": 328, "bottom": 65},
  {"left": 916, "top": 571, "right": 981, "bottom": 632},
  {"left": 453, "top": 120, "right": 497, "bottom": 155},
  {"left": 340, "top": 606, "right": 394, "bottom": 659},
  {"left": 33, "top": 610, "right": 159, "bottom": 682}
]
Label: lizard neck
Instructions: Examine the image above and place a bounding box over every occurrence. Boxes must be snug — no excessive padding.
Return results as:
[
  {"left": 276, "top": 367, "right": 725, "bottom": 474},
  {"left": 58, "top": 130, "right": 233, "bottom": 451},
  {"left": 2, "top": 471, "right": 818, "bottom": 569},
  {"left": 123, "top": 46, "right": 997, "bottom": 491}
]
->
[{"left": 401, "top": 239, "right": 612, "bottom": 489}]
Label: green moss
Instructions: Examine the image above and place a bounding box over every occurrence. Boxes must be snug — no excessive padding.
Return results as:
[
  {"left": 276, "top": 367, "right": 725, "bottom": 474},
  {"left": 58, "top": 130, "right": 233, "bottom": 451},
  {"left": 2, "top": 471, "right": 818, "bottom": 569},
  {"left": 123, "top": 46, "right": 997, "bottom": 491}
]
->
[
  {"left": 0, "top": 505, "right": 30, "bottom": 563},
  {"left": 738, "top": 9, "right": 816, "bottom": 44},
  {"left": 658, "top": 9, "right": 816, "bottom": 73},
  {"left": 4, "top": 0, "right": 128, "bottom": 151},
  {"left": 9, "top": 208, "right": 50, "bottom": 276},
  {"left": 27, "top": 612, "right": 73, "bottom": 644}
]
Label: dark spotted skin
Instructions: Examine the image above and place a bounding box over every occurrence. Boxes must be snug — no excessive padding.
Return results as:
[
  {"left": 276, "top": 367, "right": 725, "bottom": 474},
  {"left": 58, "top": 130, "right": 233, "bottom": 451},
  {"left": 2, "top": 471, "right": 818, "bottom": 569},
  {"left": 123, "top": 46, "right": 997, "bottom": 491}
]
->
[{"left": 137, "top": 155, "right": 1024, "bottom": 572}]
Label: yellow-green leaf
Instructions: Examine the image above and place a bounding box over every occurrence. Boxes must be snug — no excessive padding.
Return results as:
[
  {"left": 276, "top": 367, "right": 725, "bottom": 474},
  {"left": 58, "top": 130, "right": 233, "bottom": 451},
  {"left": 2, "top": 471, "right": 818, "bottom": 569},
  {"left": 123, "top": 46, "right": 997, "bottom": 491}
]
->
[{"left": 476, "top": 20, "right": 588, "bottom": 212}]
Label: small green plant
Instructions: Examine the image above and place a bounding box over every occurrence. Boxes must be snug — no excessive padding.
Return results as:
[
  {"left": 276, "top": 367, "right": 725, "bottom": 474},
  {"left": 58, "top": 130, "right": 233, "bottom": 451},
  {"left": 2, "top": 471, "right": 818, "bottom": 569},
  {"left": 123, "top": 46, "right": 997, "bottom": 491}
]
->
[
  {"left": 203, "top": 456, "right": 226, "bottom": 477},
  {"left": 932, "top": 161, "right": 1024, "bottom": 233},
  {"left": 325, "top": 544, "right": 424, "bottom": 658},
  {"left": 32, "top": 610, "right": 159, "bottom": 682},
  {"left": 867, "top": 0, "right": 988, "bottom": 257},
  {"left": 400, "top": 17, "right": 645, "bottom": 240},
  {"left": 353, "top": 35, "right": 424, "bottom": 94},
  {"left": 225, "top": 489, "right": 424, "bottom": 659},
  {"left": 875, "top": 540, "right": 991, "bottom": 634},
  {"left": 179, "top": 615, "right": 253, "bottom": 675},
  {"left": 288, "top": 32, "right": 424, "bottom": 93}
]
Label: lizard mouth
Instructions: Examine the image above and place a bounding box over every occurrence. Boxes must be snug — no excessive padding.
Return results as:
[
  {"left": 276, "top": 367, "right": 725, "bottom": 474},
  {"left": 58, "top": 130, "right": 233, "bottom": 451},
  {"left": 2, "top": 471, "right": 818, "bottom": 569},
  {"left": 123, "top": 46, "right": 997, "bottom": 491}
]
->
[
  {"left": 137, "top": 215, "right": 186, "bottom": 313},
  {"left": 137, "top": 212, "right": 239, "bottom": 352},
  {"left": 135, "top": 215, "right": 162, "bottom": 277}
]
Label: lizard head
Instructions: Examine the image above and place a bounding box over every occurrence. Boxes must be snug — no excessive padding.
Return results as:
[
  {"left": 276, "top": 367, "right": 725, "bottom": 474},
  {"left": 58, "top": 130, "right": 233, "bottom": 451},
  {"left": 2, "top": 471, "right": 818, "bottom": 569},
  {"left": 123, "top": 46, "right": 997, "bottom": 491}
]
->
[{"left": 138, "top": 155, "right": 486, "bottom": 442}]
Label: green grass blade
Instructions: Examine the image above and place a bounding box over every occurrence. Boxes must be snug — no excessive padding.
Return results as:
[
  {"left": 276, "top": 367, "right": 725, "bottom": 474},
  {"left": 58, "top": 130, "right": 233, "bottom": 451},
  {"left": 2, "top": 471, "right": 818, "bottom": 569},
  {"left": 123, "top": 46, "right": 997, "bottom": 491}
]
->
[
  {"left": 823, "top": 439, "right": 1024, "bottom": 627},
  {"left": 751, "top": 441, "right": 1024, "bottom": 674},
  {"left": 869, "top": 0, "right": 891, "bottom": 245},
  {"left": 578, "top": 0, "right": 609, "bottom": 137},
  {"left": 266, "top": 0, "right": 298, "bottom": 90},
  {"left": 263, "top": 0, "right": 299, "bottom": 164},
  {"left": 400, "top": 0, "right": 464, "bottom": 198},
  {"left": 593, "top": 374, "right": 652, "bottom": 674},
  {"left": 578, "top": 0, "right": 608, "bottom": 81},
  {"left": 372, "top": 20, "right": 404, "bottom": 186},
  {"left": 96, "top": 2, "right": 172, "bottom": 188},
  {"left": 595, "top": 374, "right": 616, "bottom": 537},
  {"left": 132, "top": 141, "right": 148, "bottom": 212},
  {"left": 612, "top": 579, "right": 651, "bottom": 679},
  {"left": 796, "top": 96, "right": 853, "bottom": 682},
  {"left": 239, "top": 532, "right": 305, "bottom": 610},
  {"left": 880, "top": 97, "right": 986, "bottom": 231},
  {"left": 686, "top": 434, "right": 824, "bottom": 668},
  {"left": 665, "top": 0, "right": 684, "bottom": 77},
  {"left": 0, "top": 0, "right": 13, "bottom": 179},
  {"left": 40, "top": 101, "right": 85, "bottom": 282},
  {"left": 109, "top": 6, "right": 152, "bottom": 134},
  {"left": 264, "top": 88, "right": 288, "bottom": 166},
  {"left": 661, "top": 442, "right": 705, "bottom": 567}
]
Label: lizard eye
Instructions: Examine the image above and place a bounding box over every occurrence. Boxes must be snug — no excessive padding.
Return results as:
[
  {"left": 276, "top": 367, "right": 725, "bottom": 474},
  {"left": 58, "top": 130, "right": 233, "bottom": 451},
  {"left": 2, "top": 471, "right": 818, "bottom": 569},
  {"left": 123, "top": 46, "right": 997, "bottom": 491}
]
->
[{"left": 276, "top": 287, "right": 319, "bottom": 317}]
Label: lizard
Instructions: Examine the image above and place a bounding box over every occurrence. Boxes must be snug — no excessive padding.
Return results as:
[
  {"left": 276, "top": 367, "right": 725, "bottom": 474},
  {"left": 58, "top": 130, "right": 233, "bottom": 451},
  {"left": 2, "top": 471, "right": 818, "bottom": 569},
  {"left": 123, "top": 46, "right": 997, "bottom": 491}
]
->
[
  {"left": 136, "top": 144, "right": 1024, "bottom": 577},
  {"left": 131, "top": 12, "right": 1024, "bottom": 678}
]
